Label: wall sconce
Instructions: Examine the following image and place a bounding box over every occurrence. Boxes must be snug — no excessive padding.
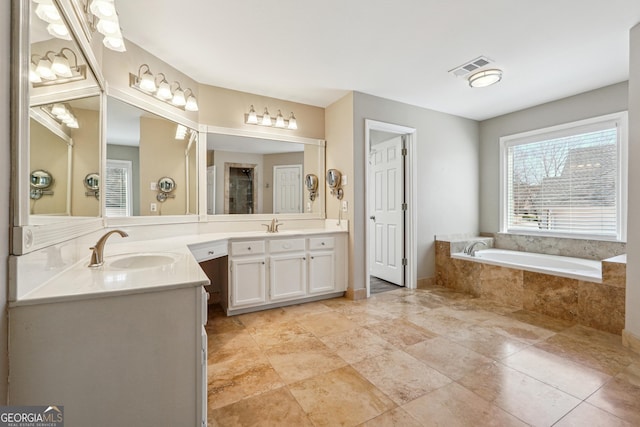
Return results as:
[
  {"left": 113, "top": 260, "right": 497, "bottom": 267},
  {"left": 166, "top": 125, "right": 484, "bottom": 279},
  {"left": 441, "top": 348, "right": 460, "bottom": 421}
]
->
[
  {"left": 79, "top": 0, "right": 127, "bottom": 52},
  {"left": 42, "top": 103, "right": 80, "bottom": 129},
  {"left": 30, "top": 48, "right": 87, "bottom": 87},
  {"left": 30, "top": 170, "right": 54, "bottom": 200},
  {"left": 32, "top": 0, "right": 72, "bottom": 40},
  {"left": 305, "top": 174, "right": 318, "bottom": 201},
  {"left": 245, "top": 105, "right": 297, "bottom": 130},
  {"left": 130, "top": 64, "right": 199, "bottom": 111}
]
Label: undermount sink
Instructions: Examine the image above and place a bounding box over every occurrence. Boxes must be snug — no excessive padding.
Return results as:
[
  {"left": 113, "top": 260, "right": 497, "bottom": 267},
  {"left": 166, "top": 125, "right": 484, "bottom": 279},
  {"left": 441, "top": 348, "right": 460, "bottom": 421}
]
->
[{"left": 108, "top": 253, "right": 177, "bottom": 270}]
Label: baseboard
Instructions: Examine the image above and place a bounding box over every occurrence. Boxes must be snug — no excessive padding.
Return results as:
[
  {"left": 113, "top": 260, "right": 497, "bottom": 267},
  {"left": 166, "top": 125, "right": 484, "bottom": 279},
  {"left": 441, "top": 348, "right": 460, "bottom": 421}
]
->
[
  {"left": 417, "top": 277, "right": 435, "bottom": 289},
  {"left": 622, "top": 329, "right": 640, "bottom": 356},
  {"left": 346, "top": 287, "right": 367, "bottom": 301}
]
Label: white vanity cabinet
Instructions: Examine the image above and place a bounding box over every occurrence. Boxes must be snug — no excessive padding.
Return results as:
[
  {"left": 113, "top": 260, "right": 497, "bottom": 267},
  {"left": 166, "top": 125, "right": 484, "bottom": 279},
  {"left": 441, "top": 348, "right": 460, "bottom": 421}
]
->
[
  {"left": 269, "top": 238, "right": 307, "bottom": 301},
  {"left": 229, "top": 240, "right": 267, "bottom": 307},
  {"left": 225, "top": 232, "right": 347, "bottom": 315}
]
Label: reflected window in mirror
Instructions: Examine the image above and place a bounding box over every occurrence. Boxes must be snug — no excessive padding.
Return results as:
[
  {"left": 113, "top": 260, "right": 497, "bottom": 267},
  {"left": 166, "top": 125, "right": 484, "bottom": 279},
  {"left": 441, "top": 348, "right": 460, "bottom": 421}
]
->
[
  {"left": 106, "top": 97, "right": 198, "bottom": 217},
  {"left": 207, "top": 132, "right": 324, "bottom": 216}
]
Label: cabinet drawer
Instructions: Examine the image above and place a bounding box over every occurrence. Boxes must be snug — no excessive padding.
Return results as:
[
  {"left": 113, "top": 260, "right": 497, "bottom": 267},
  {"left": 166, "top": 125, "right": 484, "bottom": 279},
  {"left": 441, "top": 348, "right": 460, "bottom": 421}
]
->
[
  {"left": 230, "top": 240, "right": 265, "bottom": 256},
  {"left": 269, "top": 238, "right": 305, "bottom": 253},
  {"left": 189, "top": 240, "right": 228, "bottom": 262},
  {"left": 309, "top": 237, "right": 335, "bottom": 250}
]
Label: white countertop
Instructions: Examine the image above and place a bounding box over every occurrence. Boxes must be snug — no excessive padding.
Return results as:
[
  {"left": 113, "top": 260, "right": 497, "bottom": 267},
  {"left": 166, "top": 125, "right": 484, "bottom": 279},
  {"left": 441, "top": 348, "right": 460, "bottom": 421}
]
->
[{"left": 12, "top": 228, "right": 347, "bottom": 307}]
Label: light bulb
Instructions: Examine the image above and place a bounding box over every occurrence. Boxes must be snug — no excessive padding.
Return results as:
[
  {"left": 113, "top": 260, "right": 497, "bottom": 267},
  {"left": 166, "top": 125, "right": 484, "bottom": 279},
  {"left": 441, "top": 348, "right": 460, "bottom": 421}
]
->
[
  {"left": 175, "top": 124, "right": 187, "bottom": 140},
  {"left": 29, "top": 63, "right": 42, "bottom": 83},
  {"left": 156, "top": 81, "right": 172, "bottom": 100},
  {"left": 246, "top": 105, "right": 258, "bottom": 124},
  {"left": 287, "top": 113, "right": 297, "bottom": 130},
  {"left": 139, "top": 71, "right": 156, "bottom": 92},
  {"left": 35, "top": 4, "right": 62, "bottom": 23},
  {"left": 172, "top": 88, "right": 186, "bottom": 106},
  {"left": 103, "top": 35, "right": 126, "bottom": 52},
  {"left": 51, "top": 104, "right": 66, "bottom": 116},
  {"left": 66, "top": 118, "right": 79, "bottom": 129},
  {"left": 89, "top": 0, "right": 116, "bottom": 20},
  {"left": 47, "top": 23, "right": 71, "bottom": 40},
  {"left": 185, "top": 95, "right": 198, "bottom": 112},
  {"left": 96, "top": 18, "right": 120, "bottom": 36},
  {"left": 275, "top": 110, "right": 285, "bottom": 128},
  {"left": 36, "top": 58, "right": 55, "bottom": 80},
  {"left": 261, "top": 108, "right": 272, "bottom": 126},
  {"left": 51, "top": 54, "right": 72, "bottom": 77}
]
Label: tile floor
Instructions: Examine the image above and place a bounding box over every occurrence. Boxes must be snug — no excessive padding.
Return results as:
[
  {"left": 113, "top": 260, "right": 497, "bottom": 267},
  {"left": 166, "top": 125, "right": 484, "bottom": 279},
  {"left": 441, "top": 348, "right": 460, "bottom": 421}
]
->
[{"left": 206, "top": 285, "right": 640, "bottom": 426}]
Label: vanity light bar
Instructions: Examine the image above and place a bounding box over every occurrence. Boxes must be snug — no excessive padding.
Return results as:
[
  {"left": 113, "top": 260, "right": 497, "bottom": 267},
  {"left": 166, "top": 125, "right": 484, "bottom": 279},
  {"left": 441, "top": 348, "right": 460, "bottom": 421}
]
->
[
  {"left": 82, "top": 0, "right": 127, "bottom": 52},
  {"left": 245, "top": 105, "right": 297, "bottom": 130},
  {"left": 30, "top": 48, "right": 88, "bottom": 88},
  {"left": 42, "top": 103, "right": 80, "bottom": 129},
  {"left": 129, "top": 64, "right": 199, "bottom": 112},
  {"left": 32, "top": 0, "right": 72, "bottom": 40}
]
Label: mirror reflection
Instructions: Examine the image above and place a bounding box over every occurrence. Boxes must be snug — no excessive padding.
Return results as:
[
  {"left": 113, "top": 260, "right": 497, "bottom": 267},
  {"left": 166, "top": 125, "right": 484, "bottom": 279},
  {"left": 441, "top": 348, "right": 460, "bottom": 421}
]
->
[
  {"left": 106, "top": 97, "right": 197, "bottom": 217},
  {"left": 29, "top": 95, "right": 101, "bottom": 218},
  {"left": 27, "top": 0, "right": 101, "bottom": 225},
  {"left": 207, "top": 133, "right": 324, "bottom": 215}
]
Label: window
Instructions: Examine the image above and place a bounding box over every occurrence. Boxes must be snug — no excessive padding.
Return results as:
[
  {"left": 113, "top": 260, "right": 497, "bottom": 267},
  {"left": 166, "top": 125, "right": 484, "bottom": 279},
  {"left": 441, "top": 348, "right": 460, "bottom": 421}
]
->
[
  {"left": 105, "top": 159, "right": 133, "bottom": 217},
  {"left": 500, "top": 113, "right": 627, "bottom": 241}
]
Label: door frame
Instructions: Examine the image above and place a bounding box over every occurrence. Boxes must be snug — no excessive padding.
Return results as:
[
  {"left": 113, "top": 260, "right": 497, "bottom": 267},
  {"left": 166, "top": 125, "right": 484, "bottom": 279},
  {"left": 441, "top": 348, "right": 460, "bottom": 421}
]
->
[{"left": 365, "top": 120, "right": 417, "bottom": 297}]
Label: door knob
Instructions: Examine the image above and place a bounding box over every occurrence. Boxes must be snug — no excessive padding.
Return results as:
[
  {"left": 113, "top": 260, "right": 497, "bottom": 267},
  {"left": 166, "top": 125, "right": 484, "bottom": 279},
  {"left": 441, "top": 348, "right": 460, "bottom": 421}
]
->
[{"left": 369, "top": 216, "right": 375, "bottom": 220}]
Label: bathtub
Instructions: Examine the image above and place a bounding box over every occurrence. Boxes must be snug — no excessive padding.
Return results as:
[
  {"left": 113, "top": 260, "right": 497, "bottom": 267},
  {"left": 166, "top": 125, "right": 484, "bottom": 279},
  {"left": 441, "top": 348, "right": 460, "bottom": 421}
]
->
[{"left": 451, "top": 248, "right": 601, "bottom": 282}]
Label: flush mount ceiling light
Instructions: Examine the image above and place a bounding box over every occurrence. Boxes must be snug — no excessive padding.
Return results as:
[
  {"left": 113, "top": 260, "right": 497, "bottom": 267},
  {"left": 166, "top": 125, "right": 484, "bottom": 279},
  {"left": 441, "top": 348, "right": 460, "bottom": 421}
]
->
[
  {"left": 129, "top": 64, "right": 199, "bottom": 112},
  {"left": 245, "top": 105, "right": 298, "bottom": 130},
  {"left": 468, "top": 69, "right": 503, "bottom": 88},
  {"left": 30, "top": 48, "right": 87, "bottom": 87}
]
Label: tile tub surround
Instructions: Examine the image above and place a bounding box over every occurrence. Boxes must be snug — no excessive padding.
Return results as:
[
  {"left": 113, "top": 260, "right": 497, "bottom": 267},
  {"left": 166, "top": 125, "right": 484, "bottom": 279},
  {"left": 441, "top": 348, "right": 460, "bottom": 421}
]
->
[
  {"left": 435, "top": 240, "right": 626, "bottom": 335},
  {"left": 206, "top": 288, "right": 640, "bottom": 426}
]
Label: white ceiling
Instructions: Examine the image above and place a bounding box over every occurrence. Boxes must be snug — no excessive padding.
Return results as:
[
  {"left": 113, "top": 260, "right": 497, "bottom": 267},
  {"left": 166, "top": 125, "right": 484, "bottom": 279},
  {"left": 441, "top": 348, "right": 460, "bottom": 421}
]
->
[{"left": 117, "top": 1, "right": 640, "bottom": 121}]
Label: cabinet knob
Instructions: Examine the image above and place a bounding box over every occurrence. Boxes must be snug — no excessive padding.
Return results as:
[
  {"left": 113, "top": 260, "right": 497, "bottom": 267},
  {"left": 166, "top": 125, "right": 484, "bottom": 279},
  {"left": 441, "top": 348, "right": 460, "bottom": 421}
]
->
[
  {"left": 303, "top": 257, "right": 306, "bottom": 261},
  {"left": 262, "top": 261, "right": 265, "bottom": 265},
  {"left": 248, "top": 247, "right": 251, "bottom": 251},
  {"left": 311, "top": 256, "right": 315, "bottom": 260},
  {"left": 321, "top": 242, "right": 325, "bottom": 246},
  {"left": 208, "top": 251, "right": 215, "bottom": 255}
]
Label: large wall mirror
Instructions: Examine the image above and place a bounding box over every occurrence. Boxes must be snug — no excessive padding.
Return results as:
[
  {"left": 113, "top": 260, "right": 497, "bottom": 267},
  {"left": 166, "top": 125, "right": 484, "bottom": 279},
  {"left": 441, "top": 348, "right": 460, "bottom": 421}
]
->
[
  {"left": 106, "top": 97, "right": 198, "bottom": 217},
  {"left": 207, "top": 130, "right": 325, "bottom": 217}
]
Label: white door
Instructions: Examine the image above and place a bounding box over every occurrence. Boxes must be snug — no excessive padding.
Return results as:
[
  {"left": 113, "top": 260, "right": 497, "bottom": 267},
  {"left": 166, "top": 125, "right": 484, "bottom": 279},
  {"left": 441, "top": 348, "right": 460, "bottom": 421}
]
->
[
  {"left": 273, "top": 165, "right": 302, "bottom": 214},
  {"left": 369, "top": 136, "right": 405, "bottom": 285}
]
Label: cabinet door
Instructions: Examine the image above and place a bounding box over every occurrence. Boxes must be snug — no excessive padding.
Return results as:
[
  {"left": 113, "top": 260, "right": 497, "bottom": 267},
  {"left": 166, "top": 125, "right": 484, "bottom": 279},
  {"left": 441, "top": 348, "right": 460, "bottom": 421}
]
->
[
  {"left": 308, "top": 251, "right": 336, "bottom": 294},
  {"left": 230, "top": 257, "right": 267, "bottom": 307},
  {"left": 270, "top": 253, "right": 307, "bottom": 301}
]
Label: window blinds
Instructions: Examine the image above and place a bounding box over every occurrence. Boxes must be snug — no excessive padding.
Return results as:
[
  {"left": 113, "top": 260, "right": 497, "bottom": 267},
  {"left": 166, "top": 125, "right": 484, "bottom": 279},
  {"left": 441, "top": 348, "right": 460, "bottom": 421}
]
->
[
  {"left": 105, "top": 161, "right": 132, "bottom": 217},
  {"left": 506, "top": 123, "right": 618, "bottom": 237}
]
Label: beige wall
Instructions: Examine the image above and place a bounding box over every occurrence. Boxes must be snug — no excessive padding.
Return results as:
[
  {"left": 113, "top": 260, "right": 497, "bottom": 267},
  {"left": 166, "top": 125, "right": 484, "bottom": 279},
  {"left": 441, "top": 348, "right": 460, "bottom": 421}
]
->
[
  {"left": 478, "top": 82, "right": 629, "bottom": 234},
  {"left": 198, "top": 85, "right": 325, "bottom": 140},
  {"left": 70, "top": 108, "right": 100, "bottom": 216},
  {"left": 139, "top": 117, "right": 189, "bottom": 215},
  {"left": 102, "top": 39, "right": 199, "bottom": 123},
  {"left": 262, "top": 152, "right": 304, "bottom": 213},
  {"left": 30, "top": 120, "right": 69, "bottom": 215},
  {"left": 626, "top": 23, "right": 640, "bottom": 339},
  {"left": 1, "top": 0, "right": 10, "bottom": 402},
  {"left": 325, "top": 93, "right": 355, "bottom": 289}
]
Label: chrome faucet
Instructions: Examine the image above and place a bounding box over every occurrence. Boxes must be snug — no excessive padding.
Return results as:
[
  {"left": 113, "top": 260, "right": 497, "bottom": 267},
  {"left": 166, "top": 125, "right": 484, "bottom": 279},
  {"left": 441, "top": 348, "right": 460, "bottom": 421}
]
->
[
  {"left": 262, "top": 218, "right": 282, "bottom": 233},
  {"left": 464, "top": 241, "right": 487, "bottom": 257},
  {"left": 88, "top": 230, "right": 129, "bottom": 267}
]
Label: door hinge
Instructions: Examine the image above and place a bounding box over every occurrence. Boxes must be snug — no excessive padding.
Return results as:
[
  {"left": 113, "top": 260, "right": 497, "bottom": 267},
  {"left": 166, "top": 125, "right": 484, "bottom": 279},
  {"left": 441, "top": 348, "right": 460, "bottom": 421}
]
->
[
  {"left": 401, "top": 147, "right": 408, "bottom": 156},
  {"left": 402, "top": 258, "right": 408, "bottom": 266},
  {"left": 401, "top": 203, "right": 408, "bottom": 210}
]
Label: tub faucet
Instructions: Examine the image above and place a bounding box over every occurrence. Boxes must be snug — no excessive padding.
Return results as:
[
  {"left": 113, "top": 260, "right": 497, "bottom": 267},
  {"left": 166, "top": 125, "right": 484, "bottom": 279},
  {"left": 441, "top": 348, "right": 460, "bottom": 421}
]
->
[
  {"left": 88, "top": 230, "right": 129, "bottom": 267},
  {"left": 464, "top": 241, "right": 487, "bottom": 257},
  {"left": 262, "top": 218, "right": 281, "bottom": 233}
]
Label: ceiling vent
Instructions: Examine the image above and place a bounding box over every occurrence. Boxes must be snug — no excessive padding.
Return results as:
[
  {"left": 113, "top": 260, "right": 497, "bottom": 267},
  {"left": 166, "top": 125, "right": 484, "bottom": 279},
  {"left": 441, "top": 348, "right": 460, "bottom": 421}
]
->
[{"left": 449, "top": 56, "right": 494, "bottom": 77}]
